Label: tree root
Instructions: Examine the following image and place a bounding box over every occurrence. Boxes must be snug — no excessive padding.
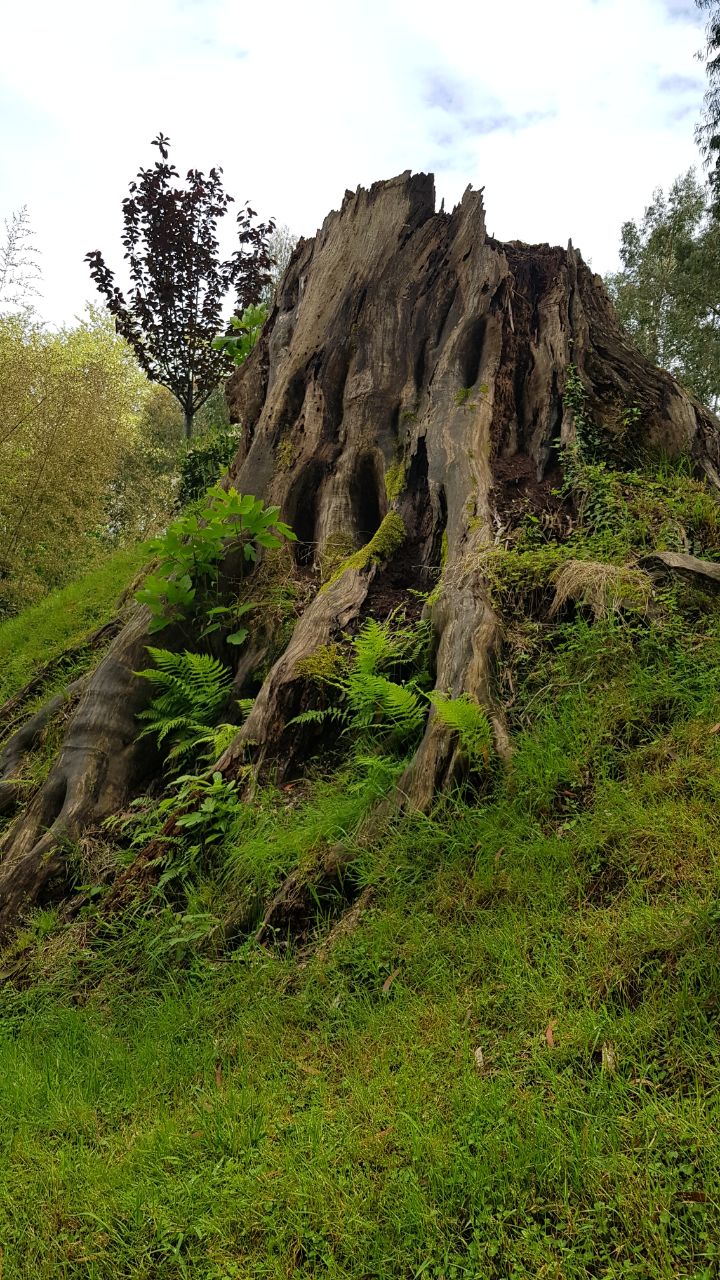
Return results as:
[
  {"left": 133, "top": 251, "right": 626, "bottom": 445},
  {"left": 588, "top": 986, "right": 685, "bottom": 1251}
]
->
[
  {"left": 0, "top": 618, "right": 123, "bottom": 731},
  {"left": 255, "top": 842, "right": 359, "bottom": 946},
  {"left": 3, "top": 172, "right": 720, "bottom": 948},
  {"left": 0, "top": 678, "right": 87, "bottom": 816},
  {"left": 0, "top": 609, "right": 163, "bottom": 940}
]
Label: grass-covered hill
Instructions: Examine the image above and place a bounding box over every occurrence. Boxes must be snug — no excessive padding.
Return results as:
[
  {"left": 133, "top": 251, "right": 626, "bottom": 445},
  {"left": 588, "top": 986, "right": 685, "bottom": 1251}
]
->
[{"left": 2, "top": 446, "right": 720, "bottom": 1278}]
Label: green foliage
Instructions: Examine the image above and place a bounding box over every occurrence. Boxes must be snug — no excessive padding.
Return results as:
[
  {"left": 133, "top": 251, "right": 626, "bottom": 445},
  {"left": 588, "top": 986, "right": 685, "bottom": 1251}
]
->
[
  {"left": 8, "top": 402, "right": 720, "bottom": 1276},
  {"left": 0, "top": 308, "right": 147, "bottom": 613},
  {"left": 154, "top": 772, "right": 245, "bottom": 894},
  {"left": 560, "top": 366, "right": 642, "bottom": 547},
  {"left": 5, "top": 574, "right": 720, "bottom": 1276},
  {"left": 176, "top": 423, "right": 243, "bottom": 509},
  {"left": 135, "top": 648, "right": 232, "bottom": 767},
  {"left": 211, "top": 303, "right": 268, "bottom": 366},
  {"left": 135, "top": 484, "right": 296, "bottom": 633},
  {"left": 606, "top": 170, "right": 720, "bottom": 410},
  {"left": 199, "top": 600, "right": 255, "bottom": 647},
  {"left": 695, "top": 2, "right": 720, "bottom": 213},
  {"left": 104, "top": 384, "right": 183, "bottom": 545},
  {"left": 428, "top": 691, "right": 493, "bottom": 767},
  {"left": 293, "top": 615, "right": 430, "bottom": 752}
]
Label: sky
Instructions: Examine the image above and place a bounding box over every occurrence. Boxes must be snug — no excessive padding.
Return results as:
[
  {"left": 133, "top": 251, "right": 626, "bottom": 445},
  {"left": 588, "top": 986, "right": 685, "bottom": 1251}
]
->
[{"left": 0, "top": 0, "right": 710, "bottom": 326}]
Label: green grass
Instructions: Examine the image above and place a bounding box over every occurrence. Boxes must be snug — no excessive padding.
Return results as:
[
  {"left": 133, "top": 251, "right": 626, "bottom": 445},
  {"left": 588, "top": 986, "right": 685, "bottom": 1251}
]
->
[
  {"left": 3, "top": 591, "right": 720, "bottom": 1277},
  {"left": 3, "top": 459, "right": 720, "bottom": 1276},
  {"left": 0, "top": 544, "right": 148, "bottom": 703}
]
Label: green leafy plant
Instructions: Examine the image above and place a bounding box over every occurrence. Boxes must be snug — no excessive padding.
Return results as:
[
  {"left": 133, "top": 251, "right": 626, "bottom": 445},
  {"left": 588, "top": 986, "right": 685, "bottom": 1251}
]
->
[
  {"left": 135, "top": 647, "right": 233, "bottom": 767},
  {"left": 176, "top": 424, "right": 242, "bottom": 509},
  {"left": 212, "top": 303, "right": 267, "bottom": 366},
  {"left": 560, "top": 366, "right": 628, "bottom": 536},
  {"left": 199, "top": 600, "right": 255, "bottom": 646},
  {"left": 110, "top": 769, "right": 245, "bottom": 894},
  {"left": 135, "top": 484, "right": 296, "bottom": 633},
  {"left": 292, "top": 615, "right": 430, "bottom": 752},
  {"left": 428, "top": 692, "right": 493, "bottom": 768}
]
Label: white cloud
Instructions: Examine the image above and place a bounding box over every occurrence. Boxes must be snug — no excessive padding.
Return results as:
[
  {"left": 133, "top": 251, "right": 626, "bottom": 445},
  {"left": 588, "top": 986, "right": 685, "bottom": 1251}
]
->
[{"left": 0, "top": 0, "right": 708, "bottom": 323}]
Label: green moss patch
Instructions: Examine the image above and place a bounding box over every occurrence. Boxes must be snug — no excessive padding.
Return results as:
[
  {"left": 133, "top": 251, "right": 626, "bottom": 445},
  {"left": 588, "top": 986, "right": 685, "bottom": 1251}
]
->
[{"left": 323, "top": 512, "right": 406, "bottom": 588}]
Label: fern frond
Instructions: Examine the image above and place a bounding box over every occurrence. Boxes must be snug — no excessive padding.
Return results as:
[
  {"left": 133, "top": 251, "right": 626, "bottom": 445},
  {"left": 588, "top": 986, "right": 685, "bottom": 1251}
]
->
[
  {"left": 353, "top": 619, "right": 397, "bottom": 676},
  {"left": 347, "top": 672, "right": 424, "bottom": 741},
  {"left": 289, "top": 706, "right": 350, "bottom": 729},
  {"left": 135, "top": 647, "right": 232, "bottom": 770},
  {"left": 428, "top": 691, "right": 493, "bottom": 765}
]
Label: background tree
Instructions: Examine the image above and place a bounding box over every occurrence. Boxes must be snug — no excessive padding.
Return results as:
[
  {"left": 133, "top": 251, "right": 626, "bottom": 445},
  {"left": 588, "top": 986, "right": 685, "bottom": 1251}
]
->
[
  {"left": 696, "top": 1, "right": 720, "bottom": 211},
  {"left": 0, "top": 309, "right": 144, "bottom": 613},
  {"left": 86, "top": 134, "right": 274, "bottom": 439},
  {"left": 0, "top": 206, "right": 41, "bottom": 314},
  {"left": 606, "top": 170, "right": 720, "bottom": 409},
  {"left": 262, "top": 223, "right": 299, "bottom": 305}
]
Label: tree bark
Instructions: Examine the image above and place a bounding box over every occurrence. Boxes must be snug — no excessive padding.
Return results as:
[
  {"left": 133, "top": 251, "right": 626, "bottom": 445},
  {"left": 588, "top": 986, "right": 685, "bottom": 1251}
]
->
[{"left": 2, "top": 170, "right": 720, "bottom": 939}]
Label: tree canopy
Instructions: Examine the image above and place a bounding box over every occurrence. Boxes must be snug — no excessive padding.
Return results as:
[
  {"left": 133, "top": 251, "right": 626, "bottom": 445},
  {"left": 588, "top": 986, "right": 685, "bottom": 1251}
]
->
[
  {"left": 606, "top": 170, "right": 720, "bottom": 410},
  {"left": 0, "top": 310, "right": 145, "bottom": 613},
  {"left": 696, "top": 1, "right": 720, "bottom": 210}
]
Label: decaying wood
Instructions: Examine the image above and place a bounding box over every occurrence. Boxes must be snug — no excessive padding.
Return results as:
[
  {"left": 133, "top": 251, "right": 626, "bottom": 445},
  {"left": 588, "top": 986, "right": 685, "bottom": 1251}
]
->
[
  {"left": 255, "top": 842, "right": 358, "bottom": 945},
  {"left": 0, "top": 609, "right": 165, "bottom": 936},
  {"left": 640, "top": 550, "right": 720, "bottom": 589},
  {"left": 2, "top": 169, "right": 720, "bottom": 939}
]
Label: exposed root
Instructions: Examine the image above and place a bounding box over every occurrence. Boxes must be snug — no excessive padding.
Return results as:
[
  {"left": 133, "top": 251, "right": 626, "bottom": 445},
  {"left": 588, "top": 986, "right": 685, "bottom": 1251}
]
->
[
  {"left": 0, "top": 617, "right": 123, "bottom": 731},
  {"left": 218, "top": 564, "right": 378, "bottom": 783},
  {"left": 0, "top": 609, "right": 164, "bottom": 941},
  {"left": 255, "top": 843, "right": 358, "bottom": 946},
  {"left": 310, "top": 886, "right": 375, "bottom": 963},
  {"left": 0, "top": 679, "right": 87, "bottom": 816}
]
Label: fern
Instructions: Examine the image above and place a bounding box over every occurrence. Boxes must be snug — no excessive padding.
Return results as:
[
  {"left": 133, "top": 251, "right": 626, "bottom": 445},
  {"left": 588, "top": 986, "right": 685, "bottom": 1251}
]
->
[
  {"left": 290, "top": 615, "right": 428, "bottom": 753},
  {"left": 353, "top": 614, "right": 431, "bottom": 677},
  {"left": 346, "top": 671, "right": 425, "bottom": 740},
  {"left": 428, "top": 692, "right": 493, "bottom": 767},
  {"left": 135, "top": 648, "right": 232, "bottom": 769}
]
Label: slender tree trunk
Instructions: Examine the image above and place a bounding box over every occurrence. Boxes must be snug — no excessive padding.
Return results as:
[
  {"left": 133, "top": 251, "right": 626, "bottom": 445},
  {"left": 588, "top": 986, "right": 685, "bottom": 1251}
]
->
[
  {"left": 2, "top": 170, "right": 720, "bottom": 940},
  {"left": 183, "top": 405, "right": 193, "bottom": 440}
]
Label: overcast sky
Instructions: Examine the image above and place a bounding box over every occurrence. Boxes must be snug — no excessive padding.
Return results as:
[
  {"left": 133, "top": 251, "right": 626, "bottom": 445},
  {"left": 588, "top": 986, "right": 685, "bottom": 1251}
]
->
[{"left": 0, "top": 0, "right": 709, "bottom": 326}]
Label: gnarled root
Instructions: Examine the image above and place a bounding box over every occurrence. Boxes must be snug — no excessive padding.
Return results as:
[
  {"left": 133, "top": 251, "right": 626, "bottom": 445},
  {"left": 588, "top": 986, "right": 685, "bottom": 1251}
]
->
[
  {"left": 0, "top": 609, "right": 161, "bottom": 939},
  {"left": 0, "top": 678, "right": 87, "bottom": 817}
]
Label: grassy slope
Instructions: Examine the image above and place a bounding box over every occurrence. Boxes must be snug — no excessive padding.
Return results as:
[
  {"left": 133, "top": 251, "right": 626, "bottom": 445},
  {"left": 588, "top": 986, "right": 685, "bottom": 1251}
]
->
[
  {"left": 2, "top": 466, "right": 720, "bottom": 1278},
  {"left": 0, "top": 544, "right": 148, "bottom": 704}
]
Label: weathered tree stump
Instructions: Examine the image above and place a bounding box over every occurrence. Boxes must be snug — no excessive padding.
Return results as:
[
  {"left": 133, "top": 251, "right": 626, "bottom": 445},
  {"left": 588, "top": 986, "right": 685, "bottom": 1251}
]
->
[{"left": 1, "top": 170, "right": 719, "bottom": 940}]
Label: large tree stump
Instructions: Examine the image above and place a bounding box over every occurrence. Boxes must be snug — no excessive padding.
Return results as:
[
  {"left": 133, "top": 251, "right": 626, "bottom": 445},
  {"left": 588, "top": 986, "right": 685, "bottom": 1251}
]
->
[{"left": 1, "top": 170, "right": 719, "bottom": 940}]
